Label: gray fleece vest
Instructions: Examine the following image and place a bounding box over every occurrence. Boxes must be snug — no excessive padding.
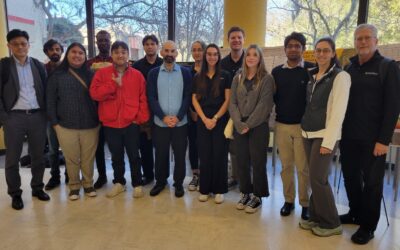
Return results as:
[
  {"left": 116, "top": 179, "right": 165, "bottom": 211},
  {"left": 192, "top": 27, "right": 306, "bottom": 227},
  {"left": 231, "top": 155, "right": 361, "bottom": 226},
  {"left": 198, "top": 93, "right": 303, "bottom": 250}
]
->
[{"left": 301, "top": 67, "right": 341, "bottom": 132}]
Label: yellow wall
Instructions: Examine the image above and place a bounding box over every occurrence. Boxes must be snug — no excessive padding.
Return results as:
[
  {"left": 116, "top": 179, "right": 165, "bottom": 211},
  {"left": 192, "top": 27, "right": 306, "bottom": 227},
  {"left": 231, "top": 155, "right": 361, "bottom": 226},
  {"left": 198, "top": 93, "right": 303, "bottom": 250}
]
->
[
  {"left": 0, "top": 1, "right": 7, "bottom": 57},
  {"left": 223, "top": 0, "right": 267, "bottom": 47}
]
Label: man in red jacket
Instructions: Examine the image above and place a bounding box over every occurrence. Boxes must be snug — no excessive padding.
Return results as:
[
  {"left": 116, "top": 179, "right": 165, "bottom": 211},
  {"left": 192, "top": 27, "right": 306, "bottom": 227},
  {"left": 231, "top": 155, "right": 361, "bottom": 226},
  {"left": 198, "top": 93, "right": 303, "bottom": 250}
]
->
[{"left": 90, "top": 41, "right": 150, "bottom": 198}]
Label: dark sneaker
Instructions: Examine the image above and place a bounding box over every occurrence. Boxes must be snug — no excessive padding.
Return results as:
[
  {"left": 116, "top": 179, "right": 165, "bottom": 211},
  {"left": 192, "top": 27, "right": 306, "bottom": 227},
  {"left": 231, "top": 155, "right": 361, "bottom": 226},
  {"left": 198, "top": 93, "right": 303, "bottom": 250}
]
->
[
  {"left": 188, "top": 174, "right": 199, "bottom": 191},
  {"left": 94, "top": 176, "right": 107, "bottom": 189},
  {"left": 351, "top": 228, "right": 374, "bottom": 245},
  {"left": 339, "top": 213, "right": 360, "bottom": 225},
  {"left": 175, "top": 185, "right": 185, "bottom": 198},
  {"left": 280, "top": 202, "right": 294, "bottom": 216},
  {"left": 228, "top": 179, "right": 238, "bottom": 190},
  {"left": 301, "top": 207, "right": 310, "bottom": 220},
  {"left": 150, "top": 183, "right": 165, "bottom": 196},
  {"left": 45, "top": 178, "right": 61, "bottom": 190},
  {"left": 245, "top": 196, "right": 262, "bottom": 214}
]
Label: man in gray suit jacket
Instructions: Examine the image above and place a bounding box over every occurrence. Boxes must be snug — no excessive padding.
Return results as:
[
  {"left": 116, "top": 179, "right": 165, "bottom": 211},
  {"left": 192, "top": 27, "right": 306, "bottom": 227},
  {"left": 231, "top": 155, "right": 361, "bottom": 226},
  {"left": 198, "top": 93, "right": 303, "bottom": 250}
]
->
[{"left": 0, "top": 29, "right": 50, "bottom": 210}]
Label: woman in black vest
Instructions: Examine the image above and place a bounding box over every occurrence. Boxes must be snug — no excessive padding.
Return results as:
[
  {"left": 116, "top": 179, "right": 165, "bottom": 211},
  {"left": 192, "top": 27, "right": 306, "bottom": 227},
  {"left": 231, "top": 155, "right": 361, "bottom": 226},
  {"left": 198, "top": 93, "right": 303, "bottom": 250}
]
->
[
  {"left": 299, "top": 37, "right": 351, "bottom": 236},
  {"left": 192, "top": 43, "right": 231, "bottom": 204}
]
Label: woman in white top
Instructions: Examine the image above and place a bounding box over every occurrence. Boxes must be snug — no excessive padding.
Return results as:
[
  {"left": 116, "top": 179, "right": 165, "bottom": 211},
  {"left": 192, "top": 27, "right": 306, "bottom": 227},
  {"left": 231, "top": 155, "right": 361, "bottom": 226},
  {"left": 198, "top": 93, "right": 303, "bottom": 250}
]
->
[{"left": 299, "top": 37, "right": 351, "bottom": 237}]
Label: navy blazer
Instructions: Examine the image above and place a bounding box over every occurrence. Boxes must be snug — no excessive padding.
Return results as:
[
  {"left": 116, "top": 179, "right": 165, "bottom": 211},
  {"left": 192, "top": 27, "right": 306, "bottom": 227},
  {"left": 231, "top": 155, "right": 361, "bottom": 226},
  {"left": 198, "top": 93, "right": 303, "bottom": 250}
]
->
[{"left": 147, "top": 64, "right": 192, "bottom": 122}]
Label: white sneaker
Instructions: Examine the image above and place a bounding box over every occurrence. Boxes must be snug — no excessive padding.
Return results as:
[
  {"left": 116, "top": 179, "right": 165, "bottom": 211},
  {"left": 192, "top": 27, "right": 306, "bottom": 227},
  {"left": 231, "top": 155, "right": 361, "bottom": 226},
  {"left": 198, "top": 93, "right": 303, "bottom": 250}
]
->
[
  {"left": 133, "top": 186, "right": 144, "bottom": 198},
  {"left": 198, "top": 194, "right": 209, "bottom": 202},
  {"left": 106, "top": 183, "right": 126, "bottom": 198},
  {"left": 84, "top": 187, "right": 97, "bottom": 197},
  {"left": 214, "top": 194, "right": 224, "bottom": 204},
  {"left": 69, "top": 190, "right": 80, "bottom": 201}
]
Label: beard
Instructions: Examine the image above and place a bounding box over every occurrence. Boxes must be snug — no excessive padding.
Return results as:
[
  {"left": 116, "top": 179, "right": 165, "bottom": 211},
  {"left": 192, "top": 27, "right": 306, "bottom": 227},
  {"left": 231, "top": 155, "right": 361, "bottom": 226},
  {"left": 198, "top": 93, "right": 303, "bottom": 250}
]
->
[
  {"left": 49, "top": 54, "right": 61, "bottom": 63},
  {"left": 163, "top": 55, "right": 175, "bottom": 64}
]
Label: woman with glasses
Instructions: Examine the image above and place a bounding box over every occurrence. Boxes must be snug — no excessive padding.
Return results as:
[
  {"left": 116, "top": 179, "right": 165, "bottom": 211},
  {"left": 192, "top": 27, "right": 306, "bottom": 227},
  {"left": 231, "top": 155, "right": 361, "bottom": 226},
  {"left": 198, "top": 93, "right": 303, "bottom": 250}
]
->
[
  {"left": 47, "top": 43, "right": 99, "bottom": 201},
  {"left": 299, "top": 37, "right": 351, "bottom": 237}
]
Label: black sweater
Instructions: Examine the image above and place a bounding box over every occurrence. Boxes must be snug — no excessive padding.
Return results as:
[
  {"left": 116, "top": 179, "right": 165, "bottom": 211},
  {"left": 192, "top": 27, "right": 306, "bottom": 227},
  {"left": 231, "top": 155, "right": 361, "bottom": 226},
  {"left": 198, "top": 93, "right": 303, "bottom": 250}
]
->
[
  {"left": 342, "top": 51, "right": 400, "bottom": 145},
  {"left": 272, "top": 61, "right": 314, "bottom": 124}
]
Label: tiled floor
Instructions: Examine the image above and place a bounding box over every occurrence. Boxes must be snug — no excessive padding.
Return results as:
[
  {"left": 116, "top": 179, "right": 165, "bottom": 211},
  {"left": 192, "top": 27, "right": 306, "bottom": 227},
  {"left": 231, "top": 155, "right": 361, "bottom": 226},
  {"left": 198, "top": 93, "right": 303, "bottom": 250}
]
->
[{"left": 0, "top": 148, "right": 399, "bottom": 250}]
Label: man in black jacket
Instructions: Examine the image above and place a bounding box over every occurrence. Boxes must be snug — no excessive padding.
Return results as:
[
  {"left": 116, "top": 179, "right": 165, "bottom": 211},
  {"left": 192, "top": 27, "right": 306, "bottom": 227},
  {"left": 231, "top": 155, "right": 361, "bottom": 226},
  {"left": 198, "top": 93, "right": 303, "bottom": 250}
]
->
[
  {"left": 0, "top": 29, "right": 50, "bottom": 210},
  {"left": 340, "top": 24, "right": 400, "bottom": 245}
]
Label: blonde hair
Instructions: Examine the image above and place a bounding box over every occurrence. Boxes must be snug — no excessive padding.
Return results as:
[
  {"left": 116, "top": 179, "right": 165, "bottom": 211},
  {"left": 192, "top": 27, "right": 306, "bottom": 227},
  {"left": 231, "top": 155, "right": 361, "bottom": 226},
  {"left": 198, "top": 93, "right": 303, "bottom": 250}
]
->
[{"left": 239, "top": 44, "right": 268, "bottom": 89}]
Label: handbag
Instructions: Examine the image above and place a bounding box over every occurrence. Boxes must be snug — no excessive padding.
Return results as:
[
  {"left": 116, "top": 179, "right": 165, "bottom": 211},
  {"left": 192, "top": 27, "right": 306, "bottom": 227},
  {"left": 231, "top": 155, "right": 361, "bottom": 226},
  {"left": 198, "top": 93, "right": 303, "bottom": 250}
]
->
[{"left": 224, "top": 118, "right": 234, "bottom": 139}]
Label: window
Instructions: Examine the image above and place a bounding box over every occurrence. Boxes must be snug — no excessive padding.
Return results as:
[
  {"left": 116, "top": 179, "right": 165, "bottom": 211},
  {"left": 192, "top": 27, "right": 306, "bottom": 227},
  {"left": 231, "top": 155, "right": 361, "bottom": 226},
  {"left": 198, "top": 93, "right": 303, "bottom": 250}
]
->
[
  {"left": 6, "top": 0, "right": 87, "bottom": 61},
  {"left": 94, "top": 0, "right": 168, "bottom": 60},
  {"left": 368, "top": 0, "right": 400, "bottom": 45},
  {"left": 266, "top": 0, "right": 359, "bottom": 48}
]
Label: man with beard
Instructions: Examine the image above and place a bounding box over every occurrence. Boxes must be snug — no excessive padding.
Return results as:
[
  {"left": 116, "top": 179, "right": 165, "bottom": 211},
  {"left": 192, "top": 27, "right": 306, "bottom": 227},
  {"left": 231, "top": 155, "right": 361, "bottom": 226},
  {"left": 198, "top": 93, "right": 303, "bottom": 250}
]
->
[
  {"left": 147, "top": 40, "right": 192, "bottom": 197},
  {"left": 42, "top": 39, "right": 68, "bottom": 190},
  {"left": 221, "top": 26, "right": 245, "bottom": 189},
  {"left": 43, "top": 39, "right": 63, "bottom": 75},
  {"left": 87, "top": 30, "right": 113, "bottom": 189},
  {"left": 133, "top": 35, "right": 163, "bottom": 186},
  {"left": 272, "top": 32, "right": 313, "bottom": 220}
]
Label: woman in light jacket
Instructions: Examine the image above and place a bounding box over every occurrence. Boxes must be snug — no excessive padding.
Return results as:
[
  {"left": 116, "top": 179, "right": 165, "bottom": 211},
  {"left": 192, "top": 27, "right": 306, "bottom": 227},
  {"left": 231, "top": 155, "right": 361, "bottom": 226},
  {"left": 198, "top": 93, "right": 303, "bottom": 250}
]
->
[
  {"left": 229, "top": 44, "right": 274, "bottom": 213},
  {"left": 299, "top": 37, "right": 351, "bottom": 237}
]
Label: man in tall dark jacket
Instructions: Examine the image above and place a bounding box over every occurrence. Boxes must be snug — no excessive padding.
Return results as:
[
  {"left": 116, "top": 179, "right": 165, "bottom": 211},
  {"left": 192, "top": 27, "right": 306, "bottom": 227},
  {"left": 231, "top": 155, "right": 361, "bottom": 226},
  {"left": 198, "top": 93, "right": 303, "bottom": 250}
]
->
[
  {"left": 0, "top": 29, "right": 50, "bottom": 210},
  {"left": 340, "top": 24, "right": 400, "bottom": 245}
]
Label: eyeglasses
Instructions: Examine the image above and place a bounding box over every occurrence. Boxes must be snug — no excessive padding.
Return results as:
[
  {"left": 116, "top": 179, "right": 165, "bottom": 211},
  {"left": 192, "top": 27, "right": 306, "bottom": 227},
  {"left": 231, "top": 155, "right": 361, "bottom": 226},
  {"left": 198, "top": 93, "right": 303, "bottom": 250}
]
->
[
  {"left": 9, "top": 42, "right": 29, "bottom": 48},
  {"left": 315, "top": 48, "right": 332, "bottom": 54},
  {"left": 286, "top": 44, "right": 302, "bottom": 50},
  {"left": 355, "top": 36, "right": 374, "bottom": 42}
]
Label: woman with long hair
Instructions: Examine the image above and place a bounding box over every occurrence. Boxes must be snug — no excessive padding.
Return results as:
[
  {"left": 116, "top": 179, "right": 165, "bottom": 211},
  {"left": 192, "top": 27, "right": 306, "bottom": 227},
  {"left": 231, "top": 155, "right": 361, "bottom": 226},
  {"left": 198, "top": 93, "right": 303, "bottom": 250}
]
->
[
  {"left": 192, "top": 43, "right": 231, "bottom": 203},
  {"left": 229, "top": 44, "right": 274, "bottom": 213},
  {"left": 188, "top": 40, "right": 206, "bottom": 191},
  {"left": 47, "top": 42, "right": 99, "bottom": 201},
  {"left": 299, "top": 37, "right": 351, "bottom": 237}
]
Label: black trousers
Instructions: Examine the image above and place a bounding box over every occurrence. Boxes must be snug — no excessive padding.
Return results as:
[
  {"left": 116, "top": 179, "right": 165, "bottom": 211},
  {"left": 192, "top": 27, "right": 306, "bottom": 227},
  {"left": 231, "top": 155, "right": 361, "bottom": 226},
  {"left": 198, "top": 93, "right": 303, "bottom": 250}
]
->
[
  {"left": 47, "top": 123, "right": 64, "bottom": 179},
  {"left": 139, "top": 131, "right": 154, "bottom": 180},
  {"left": 340, "top": 139, "right": 386, "bottom": 231},
  {"left": 188, "top": 121, "right": 199, "bottom": 170},
  {"left": 234, "top": 122, "right": 269, "bottom": 197},
  {"left": 197, "top": 118, "right": 228, "bottom": 194},
  {"left": 95, "top": 125, "right": 107, "bottom": 178},
  {"left": 152, "top": 124, "right": 187, "bottom": 186},
  {"left": 4, "top": 111, "right": 47, "bottom": 197},
  {"left": 104, "top": 124, "right": 142, "bottom": 187}
]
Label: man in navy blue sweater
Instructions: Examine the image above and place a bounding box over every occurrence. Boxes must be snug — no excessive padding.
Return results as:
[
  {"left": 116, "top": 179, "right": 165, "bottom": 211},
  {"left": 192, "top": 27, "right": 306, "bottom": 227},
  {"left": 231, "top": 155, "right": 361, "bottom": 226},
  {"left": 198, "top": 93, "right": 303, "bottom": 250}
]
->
[
  {"left": 147, "top": 40, "right": 192, "bottom": 198},
  {"left": 272, "top": 32, "right": 314, "bottom": 220}
]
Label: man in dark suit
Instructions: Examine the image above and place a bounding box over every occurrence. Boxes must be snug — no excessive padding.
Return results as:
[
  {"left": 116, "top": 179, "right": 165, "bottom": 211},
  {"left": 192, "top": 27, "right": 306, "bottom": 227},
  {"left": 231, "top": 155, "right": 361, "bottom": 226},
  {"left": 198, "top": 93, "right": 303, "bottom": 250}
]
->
[{"left": 0, "top": 29, "right": 50, "bottom": 210}]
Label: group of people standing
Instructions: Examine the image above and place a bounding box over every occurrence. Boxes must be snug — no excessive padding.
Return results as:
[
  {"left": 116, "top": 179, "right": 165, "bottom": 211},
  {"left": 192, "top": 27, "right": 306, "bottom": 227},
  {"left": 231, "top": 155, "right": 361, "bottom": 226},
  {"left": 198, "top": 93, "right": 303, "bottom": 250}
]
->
[{"left": 0, "top": 22, "right": 399, "bottom": 246}]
